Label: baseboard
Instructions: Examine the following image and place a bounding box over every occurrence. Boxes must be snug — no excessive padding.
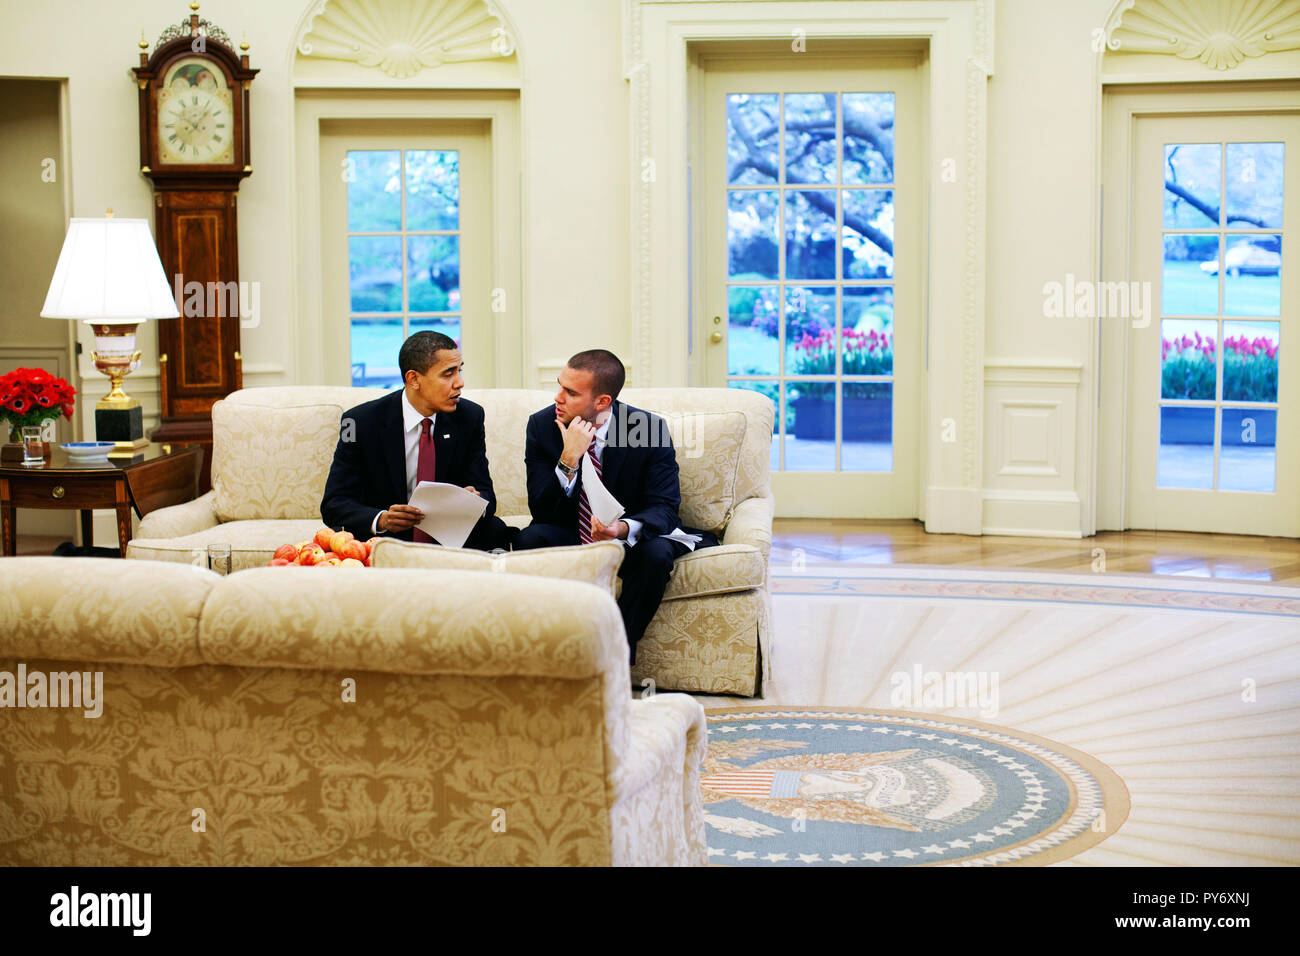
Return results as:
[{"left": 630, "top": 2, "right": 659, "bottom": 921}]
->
[{"left": 981, "top": 489, "right": 1083, "bottom": 537}]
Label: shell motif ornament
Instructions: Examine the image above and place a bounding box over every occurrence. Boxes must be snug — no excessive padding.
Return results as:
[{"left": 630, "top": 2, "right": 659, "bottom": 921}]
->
[
  {"left": 299, "top": 0, "right": 515, "bottom": 78},
  {"left": 1107, "top": 0, "right": 1300, "bottom": 70}
]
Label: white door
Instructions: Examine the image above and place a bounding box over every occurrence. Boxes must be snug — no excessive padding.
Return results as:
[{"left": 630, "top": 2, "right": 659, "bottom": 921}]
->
[
  {"left": 699, "top": 55, "right": 922, "bottom": 517},
  {"left": 1128, "top": 114, "right": 1298, "bottom": 535},
  {"left": 320, "top": 121, "right": 492, "bottom": 388}
]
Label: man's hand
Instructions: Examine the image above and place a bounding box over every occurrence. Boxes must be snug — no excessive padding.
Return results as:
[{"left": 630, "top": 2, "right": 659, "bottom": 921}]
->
[
  {"left": 378, "top": 504, "right": 424, "bottom": 532},
  {"left": 590, "top": 516, "right": 628, "bottom": 541},
  {"left": 556, "top": 416, "right": 596, "bottom": 469},
  {"left": 464, "top": 486, "right": 482, "bottom": 497}
]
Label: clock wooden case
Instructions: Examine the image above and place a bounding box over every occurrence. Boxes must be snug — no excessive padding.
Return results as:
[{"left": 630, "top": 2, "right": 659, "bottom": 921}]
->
[{"left": 134, "top": 6, "right": 257, "bottom": 490}]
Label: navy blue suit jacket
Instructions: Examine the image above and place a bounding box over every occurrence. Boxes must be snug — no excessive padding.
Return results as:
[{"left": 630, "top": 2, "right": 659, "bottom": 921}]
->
[
  {"left": 321, "top": 390, "right": 498, "bottom": 541},
  {"left": 524, "top": 400, "right": 681, "bottom": 536}
]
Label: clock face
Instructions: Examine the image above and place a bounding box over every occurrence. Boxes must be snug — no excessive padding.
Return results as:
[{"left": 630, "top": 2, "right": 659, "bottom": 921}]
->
[{"left": 156, "top": 57, "right": 235, "bottom": 165}]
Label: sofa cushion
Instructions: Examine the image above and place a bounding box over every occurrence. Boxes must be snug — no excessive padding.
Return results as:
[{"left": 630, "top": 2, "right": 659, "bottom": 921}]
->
[
  {"left": 662, "top": 543, "right": 766, "bottom": 601},
  {"left": 211, "top": 401, "right": 343, "bottom": 522},
  {"left": 126, "top": 519, "right": 325, "bottom": 572},
  {"left": 370, "top": 538, "right": 625, "bottom": 596},
  {"left": 663, "top": 410, "right": 746, "bottom": 534}
]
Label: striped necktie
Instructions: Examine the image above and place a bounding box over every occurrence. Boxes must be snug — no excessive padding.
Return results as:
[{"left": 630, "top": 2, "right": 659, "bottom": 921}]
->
[
  {"left": 576, "top": 444, "right": 603, "bottom": 544},
  {"left": 413, "top": 417, "right": 436, "bottom": 543}
]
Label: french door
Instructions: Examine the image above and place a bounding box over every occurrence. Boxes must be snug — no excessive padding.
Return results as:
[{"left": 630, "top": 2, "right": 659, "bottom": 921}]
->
[
  {"left": 1128, "top": 113, "right": 1298, "bottom": 535},
  {"left": 700, "top": 57, "right": 921, "bottom": 517},
  {"left": 320, "top": 121, "right": 491, "bottom": 388}
]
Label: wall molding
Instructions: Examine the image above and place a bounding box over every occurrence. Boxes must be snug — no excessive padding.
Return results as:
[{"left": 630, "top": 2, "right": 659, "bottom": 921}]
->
[
  {"left": 295, "top": 0, "right": 517, "bottom": 79},
  {"left": 1104, "top": 0, "right": 1300, "bottom": 70}
]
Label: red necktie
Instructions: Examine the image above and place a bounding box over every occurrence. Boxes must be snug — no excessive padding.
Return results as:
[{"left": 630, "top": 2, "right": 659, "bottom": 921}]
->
[
  {"left": 577, "top": 445, "right": 603, "bottom": 544},
  {"left": 413, "top": 417, "right": 436, "bottom": 543}
]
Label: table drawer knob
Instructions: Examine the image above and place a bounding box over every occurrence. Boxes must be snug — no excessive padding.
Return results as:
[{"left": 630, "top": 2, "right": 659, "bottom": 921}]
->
[{"left": 52, "top": 485, "right": 65, "bottom": 499}]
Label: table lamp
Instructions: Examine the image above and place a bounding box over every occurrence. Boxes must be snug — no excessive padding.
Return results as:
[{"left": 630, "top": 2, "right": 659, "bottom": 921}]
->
[{"left": 40, "top": 212, "right": 180, "bottom": 455}]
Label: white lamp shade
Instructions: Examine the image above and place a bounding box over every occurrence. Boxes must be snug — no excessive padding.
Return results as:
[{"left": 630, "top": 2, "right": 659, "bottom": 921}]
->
[{"left": 40, "top": 217, "right": 180, "bottom": 323}]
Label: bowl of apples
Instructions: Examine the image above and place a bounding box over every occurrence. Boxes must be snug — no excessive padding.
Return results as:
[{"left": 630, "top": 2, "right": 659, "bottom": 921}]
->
[{"left": 268, "top": 528, "right": 383, "bottom": 568}]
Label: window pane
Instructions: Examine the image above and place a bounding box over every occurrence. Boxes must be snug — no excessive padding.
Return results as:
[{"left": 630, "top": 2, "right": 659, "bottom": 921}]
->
[
  {"left": 1158, "top": 406, "right": 1215, "bottom": 489},
  {"left": 1220, "top": 407, "right": 1276, "bottom": 492},
  {"left": 784, "top": 93, "right": 836, "bottom": 185},
  {"left": 728, "top": 190, "right": 779, "bottom": 279},
  {"left": 1160, "top": 319, "right": 1217, "bottom": 400},
  {"left": 1162, "top": 234, "right": 1219, "bottom": 315},
  {"left": 842, "top": 382, "right": 892, "bottom": 471},
  {"left": 784, "top": 381, "right": 835, "bottom": 471},
  {"left": 785, "top": 190, "right": 836, "bottom": 280},
  {"left": 1226, "top": 142, "right": 1284, "bottom": 229},
  {"left": 349, "top": 236, "right": 402, "bottom": 312},
  {"left": 346, "top": 150, "right": 401, "bottom": 231},
  {"left": 350, "top": 318, "right": 403, "bottom": 388},
  {"left": 405, "top": 149, "right": 459, "bottom": 230},
  {"left": 784, "top": 286, "right": 835, "bottom": 375},
  {"left": 728, "top": 380, "right": 779, "bottom": 472},
  {"left": 1162, "top": 143, "right": 1220, "bottom": 228},
  {"left": 1223, "top": 320, "right": 1279, "bottom": 403},
  {"left": 408, "top": 236, "right": 459, "bottom": 312},
  {"left": 1223, "top": 235, "right": 1281, "bottom": 316},
  {"left": 843, "top": 93, "right": 894, "bottom": 185},
  {"left": 843, "top": 189, "right": 894, "bottom": 279},
  {"left": 726, "top": 94, "right": 778, "bottom": 186},
  {"left": 409, "top": 316, "right": 460, "bottom": 349},
  {"left": 843, "top": 286, "right": 893, "bottom": 375},
  {"left": 728, "top": 285, "right": 779, "bottom": 376}
]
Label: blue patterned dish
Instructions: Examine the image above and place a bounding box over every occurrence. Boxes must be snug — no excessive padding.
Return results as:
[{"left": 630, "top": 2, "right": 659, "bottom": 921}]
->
[{"left": 60, "top": 441, "right": 115, "bottom": 461}]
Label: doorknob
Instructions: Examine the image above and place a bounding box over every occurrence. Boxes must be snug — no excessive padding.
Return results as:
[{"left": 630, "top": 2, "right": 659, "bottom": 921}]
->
[{"left": 710, "top": 330, "right": 723, "bottom": 344}]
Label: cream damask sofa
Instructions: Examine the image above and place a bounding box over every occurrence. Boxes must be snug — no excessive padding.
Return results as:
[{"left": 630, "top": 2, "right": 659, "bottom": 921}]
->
[
  {"left": 127, "top": 386, "right": 775, "bottom": 696},
  {"left": 0, "top": 556, "right": 706, "bottom": 866}
]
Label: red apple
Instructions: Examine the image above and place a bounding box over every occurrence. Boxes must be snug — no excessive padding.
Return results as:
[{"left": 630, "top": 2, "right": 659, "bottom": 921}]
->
[
  {"left": 337, "top": 539, "right": 366, "bottom": 562},
  {"left": 299, "top": 547, "right": 326, "bottom": 567},
  {"left": 314, "top": 528, "right": 335, "bottom": 551},
  {"left": 273, "top": 544, "right": 298, "bottom": 563},
  {"left": 340, "top": 557, "right": 364, "bottom": 568},
  {"left": 329, "top": 530, "right": 355, "bottom": 554},
  {"left": 269, "top": 558, "right": 291, "bottom": 567}
]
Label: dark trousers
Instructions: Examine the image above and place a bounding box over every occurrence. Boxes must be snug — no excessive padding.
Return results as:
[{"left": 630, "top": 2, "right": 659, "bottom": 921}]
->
[
  {"left": 458, "top": 515, "right": 516, "bottom": 552},
  {"left": 514, "top": 523, "right": 714, "bottom": 663}
]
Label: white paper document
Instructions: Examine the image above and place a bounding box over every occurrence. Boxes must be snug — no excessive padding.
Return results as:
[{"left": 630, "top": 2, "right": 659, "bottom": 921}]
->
[
  {"left": 579, "top": 455, "right": 701, "bottom": 551},
  {"left": 408, "top": 481, "right": 488, "bottom": 549},
  {"left": 579, "top": 453, "right": 625, "bottom": 525}
]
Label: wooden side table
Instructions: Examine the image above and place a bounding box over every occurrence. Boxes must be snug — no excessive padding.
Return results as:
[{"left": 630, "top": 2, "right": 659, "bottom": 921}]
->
[{"left": 0, "top": 444, "right": 201, "bottom": 558}]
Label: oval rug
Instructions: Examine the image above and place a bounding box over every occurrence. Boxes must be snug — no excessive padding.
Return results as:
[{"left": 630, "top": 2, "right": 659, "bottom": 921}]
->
[{"left": 702, "top": 707, "right": 1130, "bottom": 866}]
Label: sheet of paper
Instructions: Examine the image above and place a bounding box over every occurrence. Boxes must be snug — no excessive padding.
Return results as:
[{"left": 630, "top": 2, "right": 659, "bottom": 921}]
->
[
  {"left": 408, "top": 481, "right": 488, "bottom": 549},
  {"left": 580, "top": 453, "right": 625, "bottom": 525},
  {"left": 663, "top": 527, "right": 703, "bottom": 552}
]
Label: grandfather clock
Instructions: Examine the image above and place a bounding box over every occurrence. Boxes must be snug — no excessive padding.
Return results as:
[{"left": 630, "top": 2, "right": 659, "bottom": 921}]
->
[{"left": 134, "top": 2, "right": 256, "bottom": 490}]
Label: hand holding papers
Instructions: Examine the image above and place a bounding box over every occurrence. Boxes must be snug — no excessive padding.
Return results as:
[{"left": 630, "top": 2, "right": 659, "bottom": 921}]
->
[
  {"left": 407, "top": 481, "right": 488, "bottom": 549},
  {"left": 579, "top": 452, "right": 624, "bottom": 525}
]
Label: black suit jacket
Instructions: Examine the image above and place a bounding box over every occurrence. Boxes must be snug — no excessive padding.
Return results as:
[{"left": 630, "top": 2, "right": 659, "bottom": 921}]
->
[
  {"left": 321, "top": 390, "right": 498, "bottom": 541},
  {"left": 524, "top": 400, "right": 681, "bottom": 536}
]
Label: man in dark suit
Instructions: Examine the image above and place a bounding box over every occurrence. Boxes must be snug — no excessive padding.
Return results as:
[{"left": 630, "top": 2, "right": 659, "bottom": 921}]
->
[
  {"left": 321, "top": 330, "right": 512, "bottom": 551},
  {"left": 514, "top": 349, "right": 716, "bottom": 661}
]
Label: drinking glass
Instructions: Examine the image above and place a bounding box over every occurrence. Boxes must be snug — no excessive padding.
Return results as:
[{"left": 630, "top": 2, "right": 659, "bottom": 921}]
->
[
  {"left": 207, "top": 544, "right": 233, "bottom": 575},
  {"left": 21, "top": 426, "right": 44, "bottom": 466}
]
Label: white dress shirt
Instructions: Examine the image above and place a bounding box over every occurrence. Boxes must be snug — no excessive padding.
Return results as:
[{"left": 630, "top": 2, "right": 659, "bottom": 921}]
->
[
  {"left": 555, "top": 412, "right": 642, "bottom": 546},
  {"left": 373, "top": 390, "right": 435, "bottom": 534}
]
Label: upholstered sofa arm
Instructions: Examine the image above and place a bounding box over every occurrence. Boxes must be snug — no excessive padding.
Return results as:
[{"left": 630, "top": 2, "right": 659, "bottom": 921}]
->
[
  {"left": 610, "top": 693, "right": 709, "bottom": 865},
  {"left": 721, "top": 494, "right": 774, "bottom": 559},
  {"left": 198, "top": 566, "right": 630, "bottom": 680},
  {"left": 136, "top": 489, "right": 220, "bottom": 540},
  {"left": 0, "top": 557, "right": 215, "bottom": 667}
]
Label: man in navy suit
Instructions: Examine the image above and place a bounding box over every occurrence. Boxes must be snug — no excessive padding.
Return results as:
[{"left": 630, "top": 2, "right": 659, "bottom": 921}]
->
[
  {"left": 514, "top": 349, "right": 716, "bottom": 661},
  {"left": 321, "top": 331, "right": 512, "bottom": 551}
]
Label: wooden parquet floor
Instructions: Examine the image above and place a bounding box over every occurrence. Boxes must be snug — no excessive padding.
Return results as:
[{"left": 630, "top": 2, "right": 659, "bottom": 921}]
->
[{"left": 770, "top": 519, "right": 1300, "bottom": 585}]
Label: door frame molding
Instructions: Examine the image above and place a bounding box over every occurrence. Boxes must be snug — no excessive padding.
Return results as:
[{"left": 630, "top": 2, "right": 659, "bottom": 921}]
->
[
  {"left": 292, "top": 89, "right": 523, "bottom": 388},
  {"left": 626, "top": 0, "right": 994, "bottom": 533},
  {"left": 1097, "top": 83, "right": 1300, "bottom": 530}
]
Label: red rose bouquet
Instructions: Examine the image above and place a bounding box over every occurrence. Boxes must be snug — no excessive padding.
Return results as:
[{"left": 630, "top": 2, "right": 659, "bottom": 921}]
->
[{"left": 0, "top": 367, "right": 76, "bottom": 441}]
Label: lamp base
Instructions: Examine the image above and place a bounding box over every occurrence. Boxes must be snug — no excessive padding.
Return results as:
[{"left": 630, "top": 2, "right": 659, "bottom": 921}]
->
[{"left": 95, "top": 405, "right": 145, "bottom": 445}]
